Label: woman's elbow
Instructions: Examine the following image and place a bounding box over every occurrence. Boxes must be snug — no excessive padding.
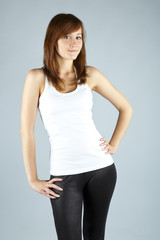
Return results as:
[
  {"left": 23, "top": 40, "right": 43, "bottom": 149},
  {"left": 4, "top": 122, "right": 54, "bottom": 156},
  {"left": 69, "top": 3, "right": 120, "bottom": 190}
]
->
[{"left": 119, "top": 103, "right": 133, "bottom": 114}]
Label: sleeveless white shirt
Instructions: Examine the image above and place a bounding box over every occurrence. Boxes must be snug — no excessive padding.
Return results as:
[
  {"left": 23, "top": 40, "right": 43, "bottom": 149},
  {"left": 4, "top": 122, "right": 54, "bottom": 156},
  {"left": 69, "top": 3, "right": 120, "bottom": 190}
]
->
[{"left": 38, "top": 68, "right": 114, "bottom": 175}]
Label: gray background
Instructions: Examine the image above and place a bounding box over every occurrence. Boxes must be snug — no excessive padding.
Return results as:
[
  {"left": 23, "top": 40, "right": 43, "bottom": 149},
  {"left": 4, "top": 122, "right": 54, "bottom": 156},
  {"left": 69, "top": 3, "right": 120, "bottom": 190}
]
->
[{"left": 0, "top": 0, "right": 159, "bottom": 239}]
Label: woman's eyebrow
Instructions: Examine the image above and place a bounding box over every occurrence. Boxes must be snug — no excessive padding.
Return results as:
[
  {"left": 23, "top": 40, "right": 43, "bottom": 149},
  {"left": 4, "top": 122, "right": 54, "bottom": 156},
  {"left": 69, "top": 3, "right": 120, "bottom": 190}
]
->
[{"left": 67, "top": 32, "right": 82, "bottom": 35}]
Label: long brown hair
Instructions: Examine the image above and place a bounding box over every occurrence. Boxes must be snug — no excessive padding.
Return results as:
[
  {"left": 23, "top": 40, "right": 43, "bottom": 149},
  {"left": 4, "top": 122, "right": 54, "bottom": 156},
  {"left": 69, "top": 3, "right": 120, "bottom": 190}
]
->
[{"left": 41, "top": 13, "right": 90, "bottom": 91}]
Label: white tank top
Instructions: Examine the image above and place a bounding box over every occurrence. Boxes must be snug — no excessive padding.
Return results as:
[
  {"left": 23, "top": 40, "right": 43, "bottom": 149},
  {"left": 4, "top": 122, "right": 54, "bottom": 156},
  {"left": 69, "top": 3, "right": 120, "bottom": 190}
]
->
[{"left": 38, "top": 68, "right": 114, "bottom": 175}]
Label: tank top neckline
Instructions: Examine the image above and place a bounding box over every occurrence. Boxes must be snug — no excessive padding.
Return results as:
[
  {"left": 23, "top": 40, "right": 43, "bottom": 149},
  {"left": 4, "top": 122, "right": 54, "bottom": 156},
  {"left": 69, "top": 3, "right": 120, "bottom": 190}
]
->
[
  {"left": 51, "top": 79, "right": 80, "bottom": 96},
  {"left": 46, "top": 66, "right": 87, "bottom": 96}
]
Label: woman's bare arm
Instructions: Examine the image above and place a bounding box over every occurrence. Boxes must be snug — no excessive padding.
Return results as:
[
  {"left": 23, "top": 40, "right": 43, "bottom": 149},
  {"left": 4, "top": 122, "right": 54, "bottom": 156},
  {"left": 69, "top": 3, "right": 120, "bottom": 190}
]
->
[
  {"left": 87, "top": 66, "right": 133, "bottom": 152},
  {"left": 20, "top": 69, "right": 42, "bottom": 186},
  {"left": 20, "top": 70, "right": 64, "bottom": 198}
]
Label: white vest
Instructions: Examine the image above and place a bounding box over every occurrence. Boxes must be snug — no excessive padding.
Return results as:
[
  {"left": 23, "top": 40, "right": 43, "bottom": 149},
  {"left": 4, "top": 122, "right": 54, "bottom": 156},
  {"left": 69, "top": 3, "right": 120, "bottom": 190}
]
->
[{"left": 38, "top": 69, "right": 114, "bottom": 175}]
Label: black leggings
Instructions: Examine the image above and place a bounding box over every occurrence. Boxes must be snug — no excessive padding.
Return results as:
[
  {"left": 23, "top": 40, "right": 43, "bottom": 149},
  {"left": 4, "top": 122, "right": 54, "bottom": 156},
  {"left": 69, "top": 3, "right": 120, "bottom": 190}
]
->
[{"left": 49, "top": 163, "right": 117, "bottom": 240}]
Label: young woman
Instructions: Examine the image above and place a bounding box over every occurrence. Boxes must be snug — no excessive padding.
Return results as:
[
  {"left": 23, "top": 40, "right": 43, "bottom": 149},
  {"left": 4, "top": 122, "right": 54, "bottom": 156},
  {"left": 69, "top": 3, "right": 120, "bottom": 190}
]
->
[{"left": 21, "top": 13, "right": 133, "bottom": 240}]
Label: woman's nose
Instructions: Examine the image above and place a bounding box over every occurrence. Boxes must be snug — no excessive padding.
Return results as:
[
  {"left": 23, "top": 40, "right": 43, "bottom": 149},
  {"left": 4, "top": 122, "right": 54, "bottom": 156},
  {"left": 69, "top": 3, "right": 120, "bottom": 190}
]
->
[{"left": 70, "top": 38, "right": 76, "bottom": 45}]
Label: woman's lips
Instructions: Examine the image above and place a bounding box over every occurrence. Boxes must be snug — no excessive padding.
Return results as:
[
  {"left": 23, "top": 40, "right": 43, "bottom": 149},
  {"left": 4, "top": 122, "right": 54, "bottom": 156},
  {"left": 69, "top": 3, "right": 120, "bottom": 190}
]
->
[{"left": 68, "top": 50, "right": 78, "bottom": 52}]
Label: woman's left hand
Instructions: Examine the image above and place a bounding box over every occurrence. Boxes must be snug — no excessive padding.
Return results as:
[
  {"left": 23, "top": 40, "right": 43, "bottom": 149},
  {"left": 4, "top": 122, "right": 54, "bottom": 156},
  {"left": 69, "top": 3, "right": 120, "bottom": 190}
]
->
[{"left": 99, "top": 137, "right": 116, "bottom": 155}]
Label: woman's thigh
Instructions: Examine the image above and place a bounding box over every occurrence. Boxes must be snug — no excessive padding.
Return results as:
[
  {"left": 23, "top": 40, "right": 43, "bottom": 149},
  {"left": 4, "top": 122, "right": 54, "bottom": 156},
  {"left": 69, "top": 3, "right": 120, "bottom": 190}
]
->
[
  {"left": 49, "top": 163, "right": 117, "bottom": 240},
  {"left": 82, "top": 163, "right": 117, "bottom": 240},
  {"left": 49, "top": 174, "right": 84, "bottom": 240}
]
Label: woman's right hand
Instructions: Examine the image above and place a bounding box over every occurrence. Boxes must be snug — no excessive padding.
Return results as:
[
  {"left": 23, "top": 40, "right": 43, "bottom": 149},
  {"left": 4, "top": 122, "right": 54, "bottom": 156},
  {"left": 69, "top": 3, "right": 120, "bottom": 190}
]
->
[{"left": 30, "top": 178, "right": 63, "bottom": 199}]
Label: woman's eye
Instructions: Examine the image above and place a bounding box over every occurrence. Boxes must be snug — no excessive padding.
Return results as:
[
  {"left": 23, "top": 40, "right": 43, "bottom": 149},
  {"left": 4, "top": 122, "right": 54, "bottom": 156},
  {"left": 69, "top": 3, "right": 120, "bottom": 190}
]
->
[{"left": 64, "top": 36, "right": 82, "bottom": 40}]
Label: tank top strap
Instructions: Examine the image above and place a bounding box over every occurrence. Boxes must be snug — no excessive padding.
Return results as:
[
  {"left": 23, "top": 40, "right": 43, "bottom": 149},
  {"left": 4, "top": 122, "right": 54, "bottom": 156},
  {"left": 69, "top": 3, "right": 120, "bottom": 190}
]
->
[
  {"left": 45, "top": 74, "right": 50, "bottom": 87},
  {"left": 39, "top": 75, "right": 50, "bottom": 102},
  {"left": 45, "top": 74, "right": 53, "bottom": 91}
]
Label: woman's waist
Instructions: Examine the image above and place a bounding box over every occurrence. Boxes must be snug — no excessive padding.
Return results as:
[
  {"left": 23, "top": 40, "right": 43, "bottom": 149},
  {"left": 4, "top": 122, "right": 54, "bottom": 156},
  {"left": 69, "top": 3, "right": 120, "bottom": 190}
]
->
[
  {"left": 48, "top": 125, "right": 102, "bottom": 142},
  {"left": 49, "top": 132, "right": 102, "bottom": 152}
]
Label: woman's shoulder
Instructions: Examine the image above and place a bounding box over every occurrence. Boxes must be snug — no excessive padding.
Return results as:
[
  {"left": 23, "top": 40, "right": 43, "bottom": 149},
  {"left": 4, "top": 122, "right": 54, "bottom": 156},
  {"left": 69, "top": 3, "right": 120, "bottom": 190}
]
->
[
  {"left": 26, "top": 68, "right": 45, "bottom": 93},
  {"left": 27, "top": 68, "right": 45, "bottom": 80},
  {"left": 85, "top": 65, "right": 99, "bottom": 91},
  {"left": 85, "top": 65, "right": 97, "bottom": 72}
]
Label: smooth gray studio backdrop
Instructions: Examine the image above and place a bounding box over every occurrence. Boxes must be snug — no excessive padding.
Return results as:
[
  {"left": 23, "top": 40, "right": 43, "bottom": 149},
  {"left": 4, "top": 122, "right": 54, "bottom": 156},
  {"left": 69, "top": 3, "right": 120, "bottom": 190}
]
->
[{"left": 1, "top": 0, "right": 159, "bottom": 239}]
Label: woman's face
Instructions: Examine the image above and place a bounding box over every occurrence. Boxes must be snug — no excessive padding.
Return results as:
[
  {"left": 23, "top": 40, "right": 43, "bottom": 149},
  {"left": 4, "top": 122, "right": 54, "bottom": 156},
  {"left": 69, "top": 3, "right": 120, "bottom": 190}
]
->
[{"left": 56, "top": 27, "right": 83, "bottom": 60}]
